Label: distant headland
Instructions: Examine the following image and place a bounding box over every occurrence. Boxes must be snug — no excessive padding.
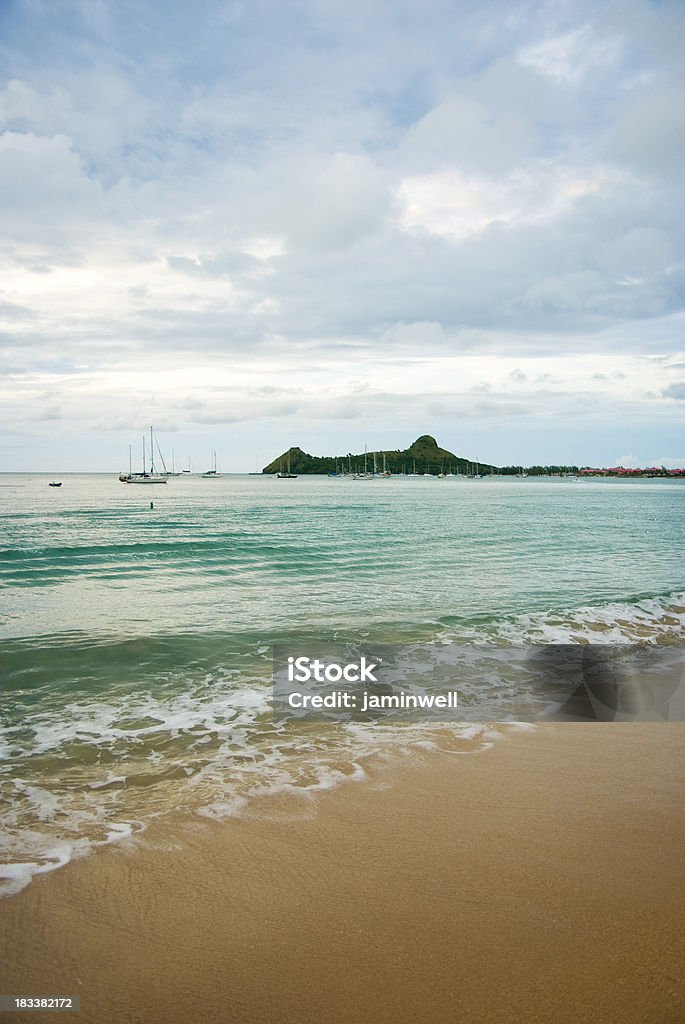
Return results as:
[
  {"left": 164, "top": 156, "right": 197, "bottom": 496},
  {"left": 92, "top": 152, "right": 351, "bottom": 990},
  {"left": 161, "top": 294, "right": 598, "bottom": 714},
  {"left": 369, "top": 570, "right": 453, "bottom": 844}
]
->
[
  {"left": 262, "top": 435, "right": 489, "bottom": 475},
  {"left": 262, "top": 435, "right": 684, "bottom": 477}
]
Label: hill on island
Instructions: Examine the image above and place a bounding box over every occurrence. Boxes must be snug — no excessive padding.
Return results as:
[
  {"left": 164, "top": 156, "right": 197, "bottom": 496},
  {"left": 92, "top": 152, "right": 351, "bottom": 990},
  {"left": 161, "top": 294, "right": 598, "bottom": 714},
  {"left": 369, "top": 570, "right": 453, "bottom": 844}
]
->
[{"left": 262, "top": 435, "right": 496, "bottom": 474}]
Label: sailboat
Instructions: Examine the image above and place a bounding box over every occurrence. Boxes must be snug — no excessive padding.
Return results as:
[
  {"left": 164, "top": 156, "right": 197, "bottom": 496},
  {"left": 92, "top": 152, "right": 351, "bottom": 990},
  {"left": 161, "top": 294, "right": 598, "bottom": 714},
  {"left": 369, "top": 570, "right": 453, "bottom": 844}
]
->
[
  {"left": 120, "top": 429, "right": 168, "bottom": 484},
  {"left": 201, "top": 451, "right": 222, "bottom": 478},
  {"left": 277, "top": 451, "right": 297, "bottom": 478},
  {"left": 165, "top": 449, "right": 182, "bottom": 477},
  {"left": 353, "top": 445, "right": 373, "bottom": 480}
]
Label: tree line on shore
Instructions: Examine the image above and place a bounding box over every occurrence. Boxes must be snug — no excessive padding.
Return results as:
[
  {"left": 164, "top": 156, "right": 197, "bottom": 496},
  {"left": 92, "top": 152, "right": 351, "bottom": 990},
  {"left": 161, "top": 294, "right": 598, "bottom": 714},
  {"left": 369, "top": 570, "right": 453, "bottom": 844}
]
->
[{"left": 261, "top": 436, "right": 683, "bottom": 477}]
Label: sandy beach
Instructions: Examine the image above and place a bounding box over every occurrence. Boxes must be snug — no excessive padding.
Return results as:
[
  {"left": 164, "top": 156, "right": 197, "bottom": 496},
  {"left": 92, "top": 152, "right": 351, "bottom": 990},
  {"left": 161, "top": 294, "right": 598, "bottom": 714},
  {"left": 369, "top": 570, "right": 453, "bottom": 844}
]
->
[{"left": 1, "top": 724, "right": 683, "bottom": 1024}]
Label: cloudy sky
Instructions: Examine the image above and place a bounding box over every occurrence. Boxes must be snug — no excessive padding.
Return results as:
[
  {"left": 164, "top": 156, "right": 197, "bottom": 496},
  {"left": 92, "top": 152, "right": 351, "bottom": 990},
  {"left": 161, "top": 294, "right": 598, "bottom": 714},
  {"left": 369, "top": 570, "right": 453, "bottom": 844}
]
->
[{"left": 1, "top": 0, "right": 683, "bottom": 471}]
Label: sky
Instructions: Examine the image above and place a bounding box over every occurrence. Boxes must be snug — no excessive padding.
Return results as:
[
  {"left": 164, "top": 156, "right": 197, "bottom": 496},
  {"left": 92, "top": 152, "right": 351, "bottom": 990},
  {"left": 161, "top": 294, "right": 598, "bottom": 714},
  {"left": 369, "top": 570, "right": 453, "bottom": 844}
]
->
[{"left": 0, "top": 0, "right": 684, "bottom": 471}]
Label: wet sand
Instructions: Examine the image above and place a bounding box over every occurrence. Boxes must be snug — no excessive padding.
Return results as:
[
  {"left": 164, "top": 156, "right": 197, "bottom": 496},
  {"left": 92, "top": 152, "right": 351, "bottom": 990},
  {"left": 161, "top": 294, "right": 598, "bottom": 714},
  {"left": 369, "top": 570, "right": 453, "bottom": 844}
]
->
[{"left": 1, "top": 724, "right": 684, "bottom": 1024}]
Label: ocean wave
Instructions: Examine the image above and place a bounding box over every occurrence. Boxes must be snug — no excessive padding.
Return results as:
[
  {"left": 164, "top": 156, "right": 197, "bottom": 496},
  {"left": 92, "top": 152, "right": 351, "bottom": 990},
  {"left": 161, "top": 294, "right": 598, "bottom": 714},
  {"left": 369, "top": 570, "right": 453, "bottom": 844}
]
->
[
  {"left": 0, "top": 589, "right": 683, "bottom": 897},
  {"left": 435, "top": 591, "right": 685, "bottom": 645}
]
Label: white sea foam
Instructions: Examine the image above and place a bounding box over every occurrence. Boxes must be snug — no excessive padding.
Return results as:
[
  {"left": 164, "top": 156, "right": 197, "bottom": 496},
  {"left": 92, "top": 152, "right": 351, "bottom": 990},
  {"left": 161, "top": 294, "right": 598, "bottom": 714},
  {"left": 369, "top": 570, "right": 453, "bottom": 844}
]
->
[
  {"left": 0, "top": 841, "right": 74, "bottom": 897},
  {"left": 451, "top": 592, "right": 685, "bottom": 646}
]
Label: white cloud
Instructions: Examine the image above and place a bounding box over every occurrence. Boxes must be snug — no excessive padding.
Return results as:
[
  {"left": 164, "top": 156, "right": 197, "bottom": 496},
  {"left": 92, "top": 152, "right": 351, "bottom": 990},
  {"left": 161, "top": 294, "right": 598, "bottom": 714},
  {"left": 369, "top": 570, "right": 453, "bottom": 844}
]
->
[
  {"left": 380, "top": 321, "right": 447, "bottom": 348},
  {"left": 396, "top": 164, "right": 621, "bottom": 239},
  {"left": 606, "top": 87, "right": 685, "bottom": 174},
  {"left": 517, "top": 25, "right": 620, "bottom": 85},
  {"left": 613, "top": 453, "right": 640, "bottom": 468},
  {"left": 250, "top": 151, "right": 392, "bottom": 253},
  {"left": 614, "top": 454, "right": 685, "bottom": 469},
  {"left": 401, "top": 95, "right": 534, "bottom": 175},
  {"left": 0, "top": 131, "right": 104, "bottom": 244},
  {"left": 0, "top": 74, "right": 154, "bottom": 166}
]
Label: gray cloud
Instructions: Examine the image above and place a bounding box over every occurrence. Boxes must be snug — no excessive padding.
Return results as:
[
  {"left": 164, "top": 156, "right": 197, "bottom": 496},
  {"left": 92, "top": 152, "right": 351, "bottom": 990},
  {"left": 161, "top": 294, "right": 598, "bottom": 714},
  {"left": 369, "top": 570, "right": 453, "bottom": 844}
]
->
[{"left": 662, "top": 382, "right": 685, "bottom": 401}]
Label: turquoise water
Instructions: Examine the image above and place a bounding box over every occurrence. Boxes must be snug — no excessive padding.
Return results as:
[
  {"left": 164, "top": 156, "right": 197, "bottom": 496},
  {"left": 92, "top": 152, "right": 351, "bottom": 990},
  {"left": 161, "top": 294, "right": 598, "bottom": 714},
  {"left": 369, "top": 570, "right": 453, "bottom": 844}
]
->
[{"left": 1, "top": 473, "right": 683, "bottom": 894}]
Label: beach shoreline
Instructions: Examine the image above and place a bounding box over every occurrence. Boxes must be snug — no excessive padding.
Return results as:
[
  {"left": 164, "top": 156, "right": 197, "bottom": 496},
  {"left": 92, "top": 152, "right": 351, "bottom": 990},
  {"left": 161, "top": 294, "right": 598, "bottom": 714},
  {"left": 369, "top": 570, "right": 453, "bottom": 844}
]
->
[{"left": 1, "top": 723, "right": 683, "bottom": 1023}]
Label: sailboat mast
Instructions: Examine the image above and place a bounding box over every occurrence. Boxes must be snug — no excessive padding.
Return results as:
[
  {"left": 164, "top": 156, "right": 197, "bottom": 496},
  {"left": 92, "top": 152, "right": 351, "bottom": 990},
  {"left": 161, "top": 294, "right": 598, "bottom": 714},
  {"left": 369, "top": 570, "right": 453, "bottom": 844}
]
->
[{"left": 142, "top": 435, "right": 146, "bottom": 476}]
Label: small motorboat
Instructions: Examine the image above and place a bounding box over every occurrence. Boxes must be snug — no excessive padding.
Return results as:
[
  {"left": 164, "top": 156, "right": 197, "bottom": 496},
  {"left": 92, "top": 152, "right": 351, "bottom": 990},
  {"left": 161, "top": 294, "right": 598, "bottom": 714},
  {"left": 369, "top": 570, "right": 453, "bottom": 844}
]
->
[{"left": 48, "top": 481, "right": 62, "bottom": 487}]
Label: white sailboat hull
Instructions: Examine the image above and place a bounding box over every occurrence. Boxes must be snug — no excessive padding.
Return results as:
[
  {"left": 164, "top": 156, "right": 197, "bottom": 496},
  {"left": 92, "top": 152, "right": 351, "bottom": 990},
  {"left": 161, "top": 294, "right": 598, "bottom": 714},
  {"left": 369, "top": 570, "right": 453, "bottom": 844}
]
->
[{"left": 124, "top": 476, "right": 167, "bottom": 484}]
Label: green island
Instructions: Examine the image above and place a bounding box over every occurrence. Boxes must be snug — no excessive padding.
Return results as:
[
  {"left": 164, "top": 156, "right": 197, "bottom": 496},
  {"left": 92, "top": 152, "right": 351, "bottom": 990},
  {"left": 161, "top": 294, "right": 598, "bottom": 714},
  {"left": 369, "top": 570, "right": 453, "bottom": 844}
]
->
[
  {"left": 263, "top": 435, "right": 490, "bottom": 475},
  {"left": 262, "top": 434, "right": 684, "bottom": 477}
]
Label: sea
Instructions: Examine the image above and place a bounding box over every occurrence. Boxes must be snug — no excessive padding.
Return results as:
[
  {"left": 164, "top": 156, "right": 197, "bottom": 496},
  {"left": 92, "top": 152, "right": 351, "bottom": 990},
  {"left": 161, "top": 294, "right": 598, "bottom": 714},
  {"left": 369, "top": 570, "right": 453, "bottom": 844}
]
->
[{"left": 1, "top": 472, "right": 683, "bottom": 896}]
